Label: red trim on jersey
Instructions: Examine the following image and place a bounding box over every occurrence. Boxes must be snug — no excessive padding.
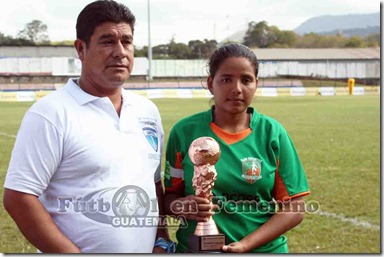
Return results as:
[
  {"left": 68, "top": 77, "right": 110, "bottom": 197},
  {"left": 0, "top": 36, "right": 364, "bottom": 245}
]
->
[
  {"left": 273, "top": 158, "right": 289, "bottom": 201},
  {"left": 288, "top": 191, "right": 311, "bottom": 200},
  {"left": 175, "top": 152, "right": 183, "bottom": 169},
  {"left": 210, "top": 122, "right": 252, "bottom": 145},
  {"left": 165, "top": 177, "right": 185, "bottom": 193},
  {"left": 273, "top": 158, "right": 310, "bottom": 201}
]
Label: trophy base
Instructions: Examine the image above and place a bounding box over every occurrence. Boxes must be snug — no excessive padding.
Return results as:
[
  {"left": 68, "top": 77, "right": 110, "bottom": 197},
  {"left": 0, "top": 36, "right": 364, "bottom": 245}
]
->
[{"left": 188, "top": 234, "right": 226, "bottom": 253}]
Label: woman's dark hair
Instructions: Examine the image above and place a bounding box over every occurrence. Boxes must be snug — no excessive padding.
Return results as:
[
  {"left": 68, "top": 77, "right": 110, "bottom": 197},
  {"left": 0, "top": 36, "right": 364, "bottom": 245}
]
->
[
  {"left": 207, "top": 43, "right": 259, "bottom": 78},
  {"left": 76, "top": 0, "right": 136, "bottom": 45}
]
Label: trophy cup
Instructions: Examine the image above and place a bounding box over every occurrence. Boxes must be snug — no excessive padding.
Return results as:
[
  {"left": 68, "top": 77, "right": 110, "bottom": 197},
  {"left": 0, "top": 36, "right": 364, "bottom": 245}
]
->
[{"left": 187, "top": 137, "right": 226, "bottom": 253}]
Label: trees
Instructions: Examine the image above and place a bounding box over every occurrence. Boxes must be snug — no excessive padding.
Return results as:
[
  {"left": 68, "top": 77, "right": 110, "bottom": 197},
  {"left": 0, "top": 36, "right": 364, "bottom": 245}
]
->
[
  {"left": 243, "top": 21, "right": 297, "bottom": 48},
  {"left": 272, "top": 30, "right": 297, "bottom": 48},
  {"left": 135, "top": 46, "right": 148, "bottom": 57},
  {"left": 344, "top": 36, "right": 365, "bottom": 47},
  {"left": 0, "top": 32, "right": 35, "bottom": 46},
  {"left": 0, "top": 19, "right": 379, "bottom": 53},
  {"left": 243, "top": 20, "right": 379, "bottom": 49},
  {"left": 151, "top": 39, "right": 191, "bottom": 59},
  {"left": 17, "top": 20, "right": 50, "bottom": 44},
  {"left": 151, "top": 38, "right": 217, "bottom": 59},
  {"left": 188, "top": 39, "right": 218, "bottom": 59},
  {"left": 168, "top": 39, "right": 191, "bottom": 59},
  {"left": 152, "top": 44, "right": 171, "bottom": 59},
  {"left": 0, "top": 19, "right": 49, "bottom": 46},
  {"left": 364, "top": 34, "right": 380, "bottom": 47},
  {"left": 243, "top": 21, "right": 270, "bottom": 48}
]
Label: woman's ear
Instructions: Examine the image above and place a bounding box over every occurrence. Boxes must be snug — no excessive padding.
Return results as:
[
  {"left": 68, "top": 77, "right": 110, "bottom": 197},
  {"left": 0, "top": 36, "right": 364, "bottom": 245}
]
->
[{"left": 207, "top": 76, "right": 214, "bottom": 95}]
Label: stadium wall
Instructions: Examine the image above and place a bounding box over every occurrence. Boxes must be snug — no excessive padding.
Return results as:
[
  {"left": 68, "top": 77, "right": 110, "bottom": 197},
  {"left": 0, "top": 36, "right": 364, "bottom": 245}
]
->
[
  {"left": 0, "top": 57, "right": 380, "bottom": 80},
  {"left": 0, "top": 86, "right": 379, "bottom": 102}
]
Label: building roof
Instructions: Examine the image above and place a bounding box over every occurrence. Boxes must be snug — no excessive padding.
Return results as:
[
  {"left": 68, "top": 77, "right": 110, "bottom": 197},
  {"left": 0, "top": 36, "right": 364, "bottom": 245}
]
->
[
  {"left": 0, "top": 46, "right": 380, "bottom": 61},
  {"left": 253, "top": 47, "right": 380, "bottom": 61},
  {"left": 0, "top": 46, "right": 78, "bottom": 58}
]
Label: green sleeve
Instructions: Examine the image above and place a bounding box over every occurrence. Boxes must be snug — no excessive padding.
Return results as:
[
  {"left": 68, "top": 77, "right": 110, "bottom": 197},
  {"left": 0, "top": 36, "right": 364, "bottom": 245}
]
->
[{"left": 274, "top": 128, "right": 310, "bottom": 197}]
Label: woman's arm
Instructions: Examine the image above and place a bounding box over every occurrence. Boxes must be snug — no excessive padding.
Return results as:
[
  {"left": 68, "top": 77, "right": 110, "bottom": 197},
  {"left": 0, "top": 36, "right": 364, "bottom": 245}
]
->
[{"left": 222, "top": 196, "right": 305, "bottom": 253}]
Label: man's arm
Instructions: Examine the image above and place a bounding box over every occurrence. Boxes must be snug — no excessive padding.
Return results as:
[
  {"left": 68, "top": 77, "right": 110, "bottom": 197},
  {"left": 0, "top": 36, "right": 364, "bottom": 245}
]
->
[
  {"left": 154, "top": 181, "right": 170, "bottom": 238},
  {"left": 3, "top": 188, "right": 81, "bottom": 253},
  {"left": 152, "top": 181, "right": 174, "bottom": 253}
]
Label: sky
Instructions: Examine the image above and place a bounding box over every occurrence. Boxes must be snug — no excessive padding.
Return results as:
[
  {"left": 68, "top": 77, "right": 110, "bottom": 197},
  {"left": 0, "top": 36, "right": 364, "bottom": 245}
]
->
[{"left": 0, "top": 0, "right": 381, "bottom": 48}]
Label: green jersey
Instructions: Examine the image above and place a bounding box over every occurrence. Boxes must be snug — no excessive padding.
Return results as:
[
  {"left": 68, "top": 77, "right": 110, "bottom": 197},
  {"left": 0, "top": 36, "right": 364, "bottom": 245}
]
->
[{"left": 164, "top": 107, "right": 310, "bottom": 253}]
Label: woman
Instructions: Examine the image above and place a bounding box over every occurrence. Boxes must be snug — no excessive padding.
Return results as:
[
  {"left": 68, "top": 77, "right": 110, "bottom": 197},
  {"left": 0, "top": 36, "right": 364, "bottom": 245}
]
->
[{"left": 163, "top": 43, "right": 310, "bottom": 253}]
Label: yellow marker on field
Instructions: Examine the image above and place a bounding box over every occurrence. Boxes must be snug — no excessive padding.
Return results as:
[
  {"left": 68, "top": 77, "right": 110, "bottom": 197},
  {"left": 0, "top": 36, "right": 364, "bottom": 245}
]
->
[{"left": 348, "top": 78, "right": 355, "bottom": 95}]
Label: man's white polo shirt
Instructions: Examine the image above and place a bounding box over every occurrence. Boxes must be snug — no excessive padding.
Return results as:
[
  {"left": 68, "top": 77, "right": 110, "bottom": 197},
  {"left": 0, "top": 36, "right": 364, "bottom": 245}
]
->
[{"left": 4, "top": 79, "right": 164, "bottom": 253}]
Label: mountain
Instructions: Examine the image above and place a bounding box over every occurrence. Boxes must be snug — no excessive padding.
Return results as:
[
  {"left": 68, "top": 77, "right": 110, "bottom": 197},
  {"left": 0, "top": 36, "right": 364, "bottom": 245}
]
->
[
  {"left": 221, "top": 12, "right": 380, "bottom": 44},
  {"left": 221, "top": 30, "right": 246, "bottom": 44},
  {"left": 319, "top": 26, "right": 380, "bottom": 37},
  {"left": 294, "top": 12, "right": 380, "bottom": 36}
]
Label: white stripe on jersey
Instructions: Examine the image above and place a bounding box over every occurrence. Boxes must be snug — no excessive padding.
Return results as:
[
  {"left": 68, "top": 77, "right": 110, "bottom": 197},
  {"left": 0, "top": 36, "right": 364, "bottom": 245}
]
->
[{"left": 170, "top": 167, "right": 184, "bottom": 179}]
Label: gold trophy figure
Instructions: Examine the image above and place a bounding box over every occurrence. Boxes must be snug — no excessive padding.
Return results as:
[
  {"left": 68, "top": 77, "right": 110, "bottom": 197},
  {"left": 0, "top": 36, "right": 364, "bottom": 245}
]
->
[{"left": 188, "top": 137, "right": 225, "bottom": 252}]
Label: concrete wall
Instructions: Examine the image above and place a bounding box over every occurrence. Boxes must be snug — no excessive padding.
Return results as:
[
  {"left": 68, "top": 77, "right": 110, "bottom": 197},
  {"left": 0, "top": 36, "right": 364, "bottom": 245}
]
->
[{"left": 0, "top": 57, "right": 380, "bottom": 80}]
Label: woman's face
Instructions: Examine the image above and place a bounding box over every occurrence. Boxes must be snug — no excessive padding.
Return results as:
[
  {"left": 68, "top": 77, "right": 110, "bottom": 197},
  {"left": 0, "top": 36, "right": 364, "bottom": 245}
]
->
[{"left": 208, "top": 57, "right": 258, "bottom": 115}]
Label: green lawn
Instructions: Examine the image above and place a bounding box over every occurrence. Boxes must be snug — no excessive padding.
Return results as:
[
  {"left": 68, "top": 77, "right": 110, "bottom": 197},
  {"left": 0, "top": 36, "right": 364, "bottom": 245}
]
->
[{"left": 0, "top": 95, "right": 380, "bottom": 253}]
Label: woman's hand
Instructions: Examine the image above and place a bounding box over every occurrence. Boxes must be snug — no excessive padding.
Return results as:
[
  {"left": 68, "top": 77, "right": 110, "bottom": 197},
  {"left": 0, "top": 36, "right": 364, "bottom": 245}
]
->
[
  {"left": 171, "top": 195, "right": 217, "bottom": 222},
  {"left": 222, "top": 242, "right": 247, "bottom": 253}
]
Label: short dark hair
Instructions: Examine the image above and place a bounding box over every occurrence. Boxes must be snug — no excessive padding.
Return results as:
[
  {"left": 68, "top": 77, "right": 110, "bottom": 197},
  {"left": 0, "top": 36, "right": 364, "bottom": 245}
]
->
[
  {"left": 207, "top": 43, "right": 259, "bottom": 78},
  {"left": 76, "top": 0, "right": 136, "bottom": 45}
]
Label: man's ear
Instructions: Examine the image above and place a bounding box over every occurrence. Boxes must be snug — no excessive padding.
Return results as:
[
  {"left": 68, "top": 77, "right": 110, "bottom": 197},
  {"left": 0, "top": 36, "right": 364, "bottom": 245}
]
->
[
  {"left": 255, "top": 78, "right": 258, "bottom": 91},
  {"left": 207, "top": 76, "right": 214, "bottom": 95},
  {"left": 74, "top": 39, "right": 86, "bottom": 61}
]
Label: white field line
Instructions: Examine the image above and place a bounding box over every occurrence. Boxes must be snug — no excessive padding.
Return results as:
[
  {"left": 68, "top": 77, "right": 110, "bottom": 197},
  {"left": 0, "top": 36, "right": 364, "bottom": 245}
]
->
[
  {"left": 317, "top": 211, "right": 380, "bottom": 230},
  {"left": 0, "top": 132, "right": 16, "bottom": 138}
]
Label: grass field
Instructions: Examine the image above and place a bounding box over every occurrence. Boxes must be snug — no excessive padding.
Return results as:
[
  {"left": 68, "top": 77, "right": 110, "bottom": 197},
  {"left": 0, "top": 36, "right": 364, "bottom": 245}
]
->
[{"left": 0, "top": 95, "right": 380, "bottom": 253}]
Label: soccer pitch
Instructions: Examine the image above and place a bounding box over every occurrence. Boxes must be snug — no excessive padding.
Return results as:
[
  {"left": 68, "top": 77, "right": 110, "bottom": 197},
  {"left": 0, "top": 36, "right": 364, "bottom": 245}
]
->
[{"left": 0, "top": 95, "right": 380, "bottom": 253}]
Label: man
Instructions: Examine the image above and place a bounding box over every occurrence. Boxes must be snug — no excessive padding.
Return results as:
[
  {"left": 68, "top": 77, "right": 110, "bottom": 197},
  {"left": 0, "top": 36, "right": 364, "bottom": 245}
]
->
[{"left": 3, "top": 0, "right": 174, "bottom": 253}]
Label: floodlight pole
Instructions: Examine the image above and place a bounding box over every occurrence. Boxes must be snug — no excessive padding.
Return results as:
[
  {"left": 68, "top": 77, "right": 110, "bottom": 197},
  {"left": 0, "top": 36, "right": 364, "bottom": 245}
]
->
[{"left": 147, "top": 0, "right": 153, "bottom": 81}]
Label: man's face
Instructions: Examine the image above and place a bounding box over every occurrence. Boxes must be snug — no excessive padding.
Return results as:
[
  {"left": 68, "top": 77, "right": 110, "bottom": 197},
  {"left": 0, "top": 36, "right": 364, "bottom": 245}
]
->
[{"left": 77, "top": 22, "right": 134, "bottom": 94}]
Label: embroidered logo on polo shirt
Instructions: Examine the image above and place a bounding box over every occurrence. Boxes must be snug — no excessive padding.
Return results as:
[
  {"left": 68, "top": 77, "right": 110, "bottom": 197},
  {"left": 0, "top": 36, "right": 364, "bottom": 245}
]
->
[
  {"left": 241, "top": 157, "right": 262, "bottom": 184},
  {"left": 139, "top": 118, "right": 159, "bottom": 152},
  {"left": 143, "top": 127, "right": 158, "bottom": 151}
]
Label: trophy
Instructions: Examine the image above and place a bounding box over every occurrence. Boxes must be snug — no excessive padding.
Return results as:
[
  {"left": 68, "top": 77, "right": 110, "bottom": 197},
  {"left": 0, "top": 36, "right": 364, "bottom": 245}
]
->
[{"left": 187, "top": 137, "right": 226, "bottom": 252}]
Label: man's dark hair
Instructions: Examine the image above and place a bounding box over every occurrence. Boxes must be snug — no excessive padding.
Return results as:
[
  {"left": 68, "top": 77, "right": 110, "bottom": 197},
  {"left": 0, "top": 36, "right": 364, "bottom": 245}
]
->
[{"left": 76, "top": 0, "right": 136, "bottom": 45}]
